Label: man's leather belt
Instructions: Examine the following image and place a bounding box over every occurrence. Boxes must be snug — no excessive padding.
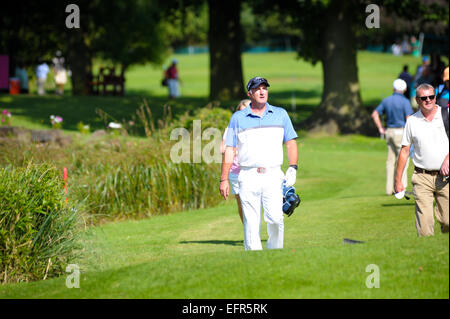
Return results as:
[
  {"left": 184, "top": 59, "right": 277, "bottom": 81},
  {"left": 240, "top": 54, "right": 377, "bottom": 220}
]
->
[
  {"left": 240, "top": 166, "right": 279, "bottom": 174},
  {"left": 414, "top": 167, "right": 440, "bottom": 175}
]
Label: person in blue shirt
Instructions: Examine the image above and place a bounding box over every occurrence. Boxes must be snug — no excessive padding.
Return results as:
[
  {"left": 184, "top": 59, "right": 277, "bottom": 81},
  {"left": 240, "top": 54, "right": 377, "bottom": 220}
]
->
[
  {"left": 219, "top": 77, "right": 298, "bottom": 251},
  {"left": 15, "top": 61, "right": 29, "bottom": 94},
  {"left": 371, "top": 79, "right": 414, "bottom": 195},
  {"left": 36, "top": 59, "right": 50, "bottom": 96},
  {"left": 436, "top": 66, "right": 449, "bottom": 109}
]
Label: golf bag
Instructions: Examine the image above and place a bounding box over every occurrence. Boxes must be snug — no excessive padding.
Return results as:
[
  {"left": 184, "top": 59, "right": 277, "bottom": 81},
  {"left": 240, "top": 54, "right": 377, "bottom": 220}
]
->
[{"left": 282, "top": 182, "right": 301, "bottom": 217}]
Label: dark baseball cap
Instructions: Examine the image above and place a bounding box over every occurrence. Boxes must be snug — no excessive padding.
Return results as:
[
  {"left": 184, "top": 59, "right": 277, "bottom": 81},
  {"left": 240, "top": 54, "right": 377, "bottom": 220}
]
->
[{"left": 246, "top": 77, "right": 270, "bottom": 91}]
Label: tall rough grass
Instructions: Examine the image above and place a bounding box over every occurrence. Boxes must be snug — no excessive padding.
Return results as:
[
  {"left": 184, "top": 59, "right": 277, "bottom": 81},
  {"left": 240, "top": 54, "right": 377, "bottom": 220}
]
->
[
  {"left": 0, "top": 162, "right": 82, "bottom": 284},
  {"left": 75, "top": 159, "right": 221, "bottom": 221},
  {"left": 0, "top": 129, "right": 222, "bottom": 223},
  {"left": 69, "top": 136, "right": 222, "bottom": 222},
  {"left": 0, "top": 103, "right": 227, "bottom": 224}
]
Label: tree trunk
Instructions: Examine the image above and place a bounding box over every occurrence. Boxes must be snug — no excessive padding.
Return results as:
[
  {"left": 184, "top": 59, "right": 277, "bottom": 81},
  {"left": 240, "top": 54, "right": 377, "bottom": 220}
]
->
[
  {"left": 65, "top": 29, "right": 92, "bottom": 96},
  {"left": 208, "top": 0, "right": 244, "bottom": 101},
  {"left": 307, "top": 0, "right": 375, "bottom": 135}
]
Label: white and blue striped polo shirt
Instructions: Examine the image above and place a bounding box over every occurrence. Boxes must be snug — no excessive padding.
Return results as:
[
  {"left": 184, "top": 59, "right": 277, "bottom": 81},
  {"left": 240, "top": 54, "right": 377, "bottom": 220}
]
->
[{"left": 225, "top": 103, "right": 298, "bottom": 168}]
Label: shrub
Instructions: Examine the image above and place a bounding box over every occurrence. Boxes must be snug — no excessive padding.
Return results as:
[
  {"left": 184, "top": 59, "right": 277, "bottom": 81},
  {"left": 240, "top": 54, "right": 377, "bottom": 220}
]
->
[
  {"left": 0, "top": 162, "right": 82, "bottom": 283},
  {"left": 168, "top": 106, "right": 232, "bottom": 134}
]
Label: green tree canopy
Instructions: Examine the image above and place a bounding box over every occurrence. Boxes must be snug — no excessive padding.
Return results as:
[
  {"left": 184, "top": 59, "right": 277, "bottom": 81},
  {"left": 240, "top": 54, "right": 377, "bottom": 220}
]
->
[
  {"left": 248, "top": 0, "right": 448, "bottom": 133},
  {"left": 1, "top": 0, "right": 170, "bottom": 94}
]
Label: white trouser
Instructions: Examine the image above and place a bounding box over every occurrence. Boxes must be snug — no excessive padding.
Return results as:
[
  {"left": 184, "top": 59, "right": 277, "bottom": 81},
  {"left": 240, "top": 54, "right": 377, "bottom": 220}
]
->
[
  {"left": 37, "top": 78, "right": 46, "bottom": 95},
  {"left": 385, "top": 128, "right": 408, "bottom": 195},
  {"left": 238, "top": 166, "right": 284, "bottom": 251},
  {"left": 167, "top": 79, "right": 180, "bottom": 97}
]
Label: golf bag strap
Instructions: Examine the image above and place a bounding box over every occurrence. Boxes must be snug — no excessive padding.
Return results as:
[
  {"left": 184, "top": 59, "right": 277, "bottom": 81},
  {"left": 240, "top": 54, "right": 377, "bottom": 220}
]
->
[{"left": 442, "top": 106, "right": 449, "bottom": 139}]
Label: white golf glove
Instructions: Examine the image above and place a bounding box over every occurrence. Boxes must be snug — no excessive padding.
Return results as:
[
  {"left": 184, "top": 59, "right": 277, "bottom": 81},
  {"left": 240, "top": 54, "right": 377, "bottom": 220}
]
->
[{"left": 284, "top": 166, "right": 297, "bottom": 187}]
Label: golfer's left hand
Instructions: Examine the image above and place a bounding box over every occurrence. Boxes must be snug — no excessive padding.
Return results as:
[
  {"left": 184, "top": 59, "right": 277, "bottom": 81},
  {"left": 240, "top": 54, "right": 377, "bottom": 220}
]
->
[
  {"left": 284, "top": 167, "right": 297, "bottom": 187},
  {"left": 219, "top": 180, "right": 230, "bottom": 200}
]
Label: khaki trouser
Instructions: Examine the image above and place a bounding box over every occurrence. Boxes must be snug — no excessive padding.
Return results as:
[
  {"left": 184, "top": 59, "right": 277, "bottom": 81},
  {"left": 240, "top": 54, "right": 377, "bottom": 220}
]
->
[
  {"left": 386, "top": 128, "right": 408, "bottom": 195},
  {"left": 411, "top": 172, "right": 449, "bottom": 237}
]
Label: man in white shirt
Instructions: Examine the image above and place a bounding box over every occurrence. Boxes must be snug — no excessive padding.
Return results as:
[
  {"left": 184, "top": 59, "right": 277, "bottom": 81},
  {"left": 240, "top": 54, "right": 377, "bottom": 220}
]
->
[{"left": 395, "top": 83, "right": 449, "bottom": 236}]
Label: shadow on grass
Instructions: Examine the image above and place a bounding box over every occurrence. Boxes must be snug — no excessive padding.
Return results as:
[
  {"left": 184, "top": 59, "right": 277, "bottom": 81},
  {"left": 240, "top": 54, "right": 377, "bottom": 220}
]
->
[
  {"left": 0, "top": 88, "right": 320, "bottom": 134},
  {"left": 0, "top": 93, "right": 209, "bottom": 132},
  {"left": 381, "top": 202, "right": 415, "bottom": 207},
  {"left": 179, "top": 240, "right": 244, "bottom": 246},
  {"left": 180, "top": 239, "right": 273, "bottom": 247}
]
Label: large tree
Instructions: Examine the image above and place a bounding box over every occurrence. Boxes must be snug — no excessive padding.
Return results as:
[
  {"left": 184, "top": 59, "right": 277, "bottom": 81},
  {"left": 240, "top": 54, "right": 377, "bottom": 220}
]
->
[
  {"left": 156, "top": 0, "right": 245, "bottom": 101},
  {"left": 250, "top": 0, "right": 372, "bottom": 134},
  {"left": 251, "top": 0, "right": 449, "bottom": 134},
  {"left": 0, "top": 1, "right": 63, "bottom": 73},
  {"left": 208, "top": 0, "right": 245, "bottom": 101},
  {"left": 1, "top": 0, "right": 169, "bottom": 95}
]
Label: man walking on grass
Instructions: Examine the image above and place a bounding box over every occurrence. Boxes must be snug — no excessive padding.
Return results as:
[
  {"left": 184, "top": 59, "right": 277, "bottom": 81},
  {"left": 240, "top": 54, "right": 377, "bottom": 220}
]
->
[
  {"left": 219, "top": 77, "right": 298, "bottom": 251},
  {"left": 371, "top": 78, "right": 413, "bottom": 195},
  {"left": 395, "top": 83, "right": 449, "bottom": 237}
]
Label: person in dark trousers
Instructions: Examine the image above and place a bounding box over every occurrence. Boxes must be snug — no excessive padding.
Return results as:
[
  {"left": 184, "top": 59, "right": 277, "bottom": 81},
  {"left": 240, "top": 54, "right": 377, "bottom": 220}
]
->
[{"left": 398, "top": 65, "right": 413, "bottom": 100}]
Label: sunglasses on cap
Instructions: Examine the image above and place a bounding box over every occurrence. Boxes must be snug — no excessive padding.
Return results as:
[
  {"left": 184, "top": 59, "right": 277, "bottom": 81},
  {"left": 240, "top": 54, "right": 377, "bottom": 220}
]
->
[
  {"left": 246, "top": 77, "right": 270, "bottom": 91},
  {"left": 418, "top": 95, "right": 435, "bottom": 101}
]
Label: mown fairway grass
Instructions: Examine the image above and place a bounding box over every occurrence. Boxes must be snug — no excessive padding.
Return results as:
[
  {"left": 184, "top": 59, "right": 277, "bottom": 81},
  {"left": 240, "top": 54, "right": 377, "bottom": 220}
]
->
[{"left": 0, "top": 134, "right": 448, "bottom": 299}]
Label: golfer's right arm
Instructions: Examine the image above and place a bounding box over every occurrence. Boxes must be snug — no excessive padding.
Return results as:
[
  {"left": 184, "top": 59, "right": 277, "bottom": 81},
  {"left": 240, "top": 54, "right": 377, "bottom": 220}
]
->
[
  {"left": 394, "top": 145, "right": 410, "bottom": 193},
  {"left": 219, "top": 146, "right": 235, "bottom": 200}
]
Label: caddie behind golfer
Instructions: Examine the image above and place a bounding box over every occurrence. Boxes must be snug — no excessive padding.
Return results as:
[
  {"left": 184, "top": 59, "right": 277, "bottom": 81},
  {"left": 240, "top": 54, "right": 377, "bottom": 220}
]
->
[{"left": 219, "top": 77, "right": 298, "bottom": 251}]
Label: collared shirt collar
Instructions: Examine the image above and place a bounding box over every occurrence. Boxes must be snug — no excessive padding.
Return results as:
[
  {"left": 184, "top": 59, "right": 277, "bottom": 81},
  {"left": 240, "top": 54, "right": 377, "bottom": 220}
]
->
[
  {"left": 418, "top": 105, "right": 440, "bottom": 122},
  {"left": 245, "top": 103, "right": 273, "bottom": 117}
]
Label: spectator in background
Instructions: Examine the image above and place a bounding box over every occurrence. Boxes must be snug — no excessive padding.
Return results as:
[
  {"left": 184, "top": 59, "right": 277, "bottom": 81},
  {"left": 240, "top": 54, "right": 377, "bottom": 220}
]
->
[
  {"left": 410, "top": 36, "right": 420, "bottom": 57},
  {"left": 391, "top": 41, "right": 402, "bottom": 56},
  {"left": 371, "top": 79, "right": 413, "bottom": 195},
  {"left": 415, "top": 65, "right": 433, "bottom": 87},
  {"left": 220, "top": 99, "right": 251, "bottom": 224},
  {"left": 430, "top": 53, "right": 446, "bottom": 88},
  {"left": 411, "top": 56, "right": 432, "bottom": 108},
  {"left": 15, "top": 61, "right": 29, "bottom": 94},
  {"left": 415, "top": 56, "right": 430, "bottom": 82},
  {"left": 52, "top": 50, "right": 67, "bottom": 95},
  {"left": 436, "top": 66, "right": 449, "bottom": 109},
  {"left": 36, "top": 58, "right": 50, "bottom": 96},
  {"left": 165, "top": 58, "right": 181, "bottom": 99},
  {"left": 398, "top": 65, "right": 413, "bottom": 100},
  {"left": 401, "top": 36, "right": 411, "bottom": 55}
]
